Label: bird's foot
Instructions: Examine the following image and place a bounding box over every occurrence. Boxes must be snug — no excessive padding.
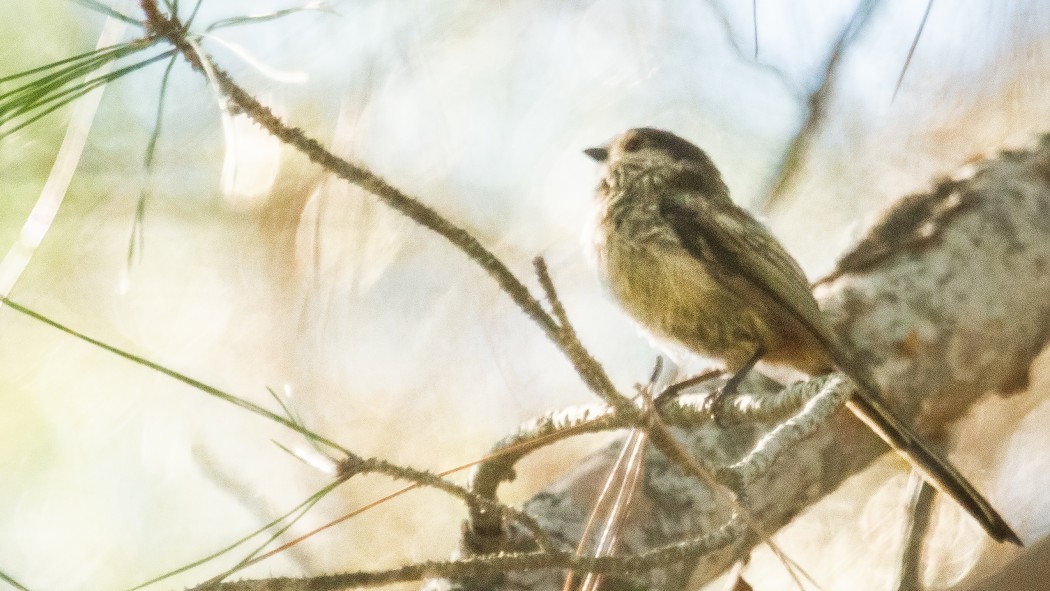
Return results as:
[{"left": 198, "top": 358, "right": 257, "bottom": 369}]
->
[
  {"left": 704, "top": 348, "right": 764, "bottom": 425},
  {"left": 701, "top": 379, "right": 739, "bottom": 426}
]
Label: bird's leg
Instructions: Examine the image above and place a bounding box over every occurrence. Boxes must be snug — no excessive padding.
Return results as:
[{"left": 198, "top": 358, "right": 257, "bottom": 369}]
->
[
  {"left": 654, "top": 368, "right": 724, "bottom": 406},
  {"left": 652, "top": 355, "right": 680, "bottom": 392},
  {"left": 705, "top": 346, "right": 765, "bottom": 420}
]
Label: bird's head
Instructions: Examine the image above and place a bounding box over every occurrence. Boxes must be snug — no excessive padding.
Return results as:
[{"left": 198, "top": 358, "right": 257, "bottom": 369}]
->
[
  {"left": 584, "top": 127, "right": 727, "bottom": 201},
  {"left": 584, "top": 127, "right": 713, "bottom": 172}
]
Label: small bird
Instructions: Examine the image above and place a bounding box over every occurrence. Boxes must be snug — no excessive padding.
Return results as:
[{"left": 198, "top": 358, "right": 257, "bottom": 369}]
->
[{"left": 582, "top": 127, "right": 1021, "bottom": 545}]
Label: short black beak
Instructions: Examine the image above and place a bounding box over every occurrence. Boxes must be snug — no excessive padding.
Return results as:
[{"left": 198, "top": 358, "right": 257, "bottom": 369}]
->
[{"left": 583, "top": 146, "right": 609, "bottom": 162}]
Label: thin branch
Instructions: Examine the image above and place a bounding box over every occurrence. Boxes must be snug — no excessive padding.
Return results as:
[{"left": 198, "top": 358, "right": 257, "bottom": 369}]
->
[
  {"left": 203, "top": 456, "right": 559, "bottom": 586},
  {"left": 467, "top": 407, "right": 621, "bottom": 553},
  {"left": 240, "top": 416, "right": 650, "bottom": 582},
  {"left": 469, "top": 373, "right": 851, "bottom": 589},
  {"left": 137, "top": 1, "right": 635, "bottom": 419},
  {"left": 752, "top": 0, "right": 758, "bottom": 58},
  {"left": 705, "top": 0, "right": 795, "bottom": 93},
  {"left": 892, "top": 0, "right": 934, "bottom": 101},
  {"left": 189, "top": 516, "right": 745, "bottom": 591},
  {"left": 466, "top": 373, "right": 849, "bottom": 558},
  {"left": 337, "top": 457, "right": 558, "bottom": 557},
  {"left": 760, "top": 0, "right": 883, "bottom": 211},
  {"left": 533, "top": 256, "right": 571, "bottom": 331},
  {"left": 0, "top": 569, "right": 32, "bottom": 591},
  {"left": 719, "top": 375, "right": 852, "bottom": 491},
  {"left": 643, "top": 415, "right": 813, "bottom": 591}
]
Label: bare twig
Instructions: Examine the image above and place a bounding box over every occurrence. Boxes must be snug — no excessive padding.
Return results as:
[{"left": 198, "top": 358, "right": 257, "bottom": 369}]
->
[
  {"left": 892, "top": 0, "right": 934, "bottom": 101},
  {"left": 705, "top": 0, "right": 795, "bottom": 92},
  {"left": 653, "top": 369, "right": 722, "bottom": 405},
  {"left": 644, "top": 414, "right": 814, "bottom": 591},
  {"left": 752, "top": 0, "right": 758, "bottom": 58},
  {"left": 760, "top": 0, "right": 883, "bottom": 211},
  {"left": 138, "top": 0, "right": 636, "bottom": 420},
  {"left": 466, "top": 361, "right": 851, "bottom": 584},
  {"left": 336, "top": 457, "right": 558, "bottom": 556},
  {"left": 209, "top": 456, "right": 560, "bottom": 583}
]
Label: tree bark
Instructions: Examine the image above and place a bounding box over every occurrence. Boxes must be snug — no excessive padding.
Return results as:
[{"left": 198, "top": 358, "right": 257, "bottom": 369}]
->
[{"left": 429, "top": 135, "right": 1050, "bottom": 590}]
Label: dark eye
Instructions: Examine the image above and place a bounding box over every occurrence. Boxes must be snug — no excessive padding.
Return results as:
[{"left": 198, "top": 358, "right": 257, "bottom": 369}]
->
[{"left": 623, "top": 135, "right": 642, "bottom": 152}]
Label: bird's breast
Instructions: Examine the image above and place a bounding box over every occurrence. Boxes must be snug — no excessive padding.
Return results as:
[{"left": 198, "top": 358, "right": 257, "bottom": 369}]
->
[{"left": 591, "top": 222, "right": 769, "bottom": 369}]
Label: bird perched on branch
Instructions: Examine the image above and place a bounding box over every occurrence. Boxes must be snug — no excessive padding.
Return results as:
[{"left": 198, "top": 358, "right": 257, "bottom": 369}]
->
[{"left": 582, "top": 127, "right": 1020, "bottom": 545}]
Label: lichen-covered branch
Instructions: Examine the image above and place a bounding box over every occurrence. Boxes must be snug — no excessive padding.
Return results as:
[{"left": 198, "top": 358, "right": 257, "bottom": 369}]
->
[
  {"left": 131, "top": 3, "right": 1050, "bottom": 588},
  {"left": 461, "top": 135, "right": 1050, "bottom": 590},
  {"left": 190, "top": 517, "right": 745, "bottom": 591}
]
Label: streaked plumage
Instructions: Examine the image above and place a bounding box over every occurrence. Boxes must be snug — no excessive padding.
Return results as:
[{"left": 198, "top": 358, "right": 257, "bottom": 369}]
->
[{"left": 584, "top": 127, "right": 1020, "bottom": 545}]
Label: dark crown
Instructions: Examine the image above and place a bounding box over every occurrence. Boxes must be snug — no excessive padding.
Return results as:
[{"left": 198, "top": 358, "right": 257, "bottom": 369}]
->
[{"left": 622, "top": 128, "right": 710, "bottom": 163}]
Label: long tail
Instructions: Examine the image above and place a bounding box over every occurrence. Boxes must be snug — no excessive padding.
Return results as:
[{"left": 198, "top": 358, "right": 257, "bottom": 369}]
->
[{"left": 838, "top": 359, "right": 1022, "bottom": 545}]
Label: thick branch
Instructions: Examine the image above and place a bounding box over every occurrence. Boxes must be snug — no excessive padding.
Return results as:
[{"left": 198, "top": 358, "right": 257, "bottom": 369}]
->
[
  {"left": 449, "top": 136, "right": 1050, "bottom": 590},
  {"left": 134, "top": 4, "right": 1050, "bottom": 588}
]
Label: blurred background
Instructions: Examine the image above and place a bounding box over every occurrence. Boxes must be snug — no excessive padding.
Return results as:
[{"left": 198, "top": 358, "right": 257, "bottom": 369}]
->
[{"left": 2, "top": 1, "right": 1050, "bottom": 589}]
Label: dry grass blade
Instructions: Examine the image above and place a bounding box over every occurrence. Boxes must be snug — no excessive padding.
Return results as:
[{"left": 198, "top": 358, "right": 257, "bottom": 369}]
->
[{"left": 568, "top": 429, "right": 647, "bottom": 591}]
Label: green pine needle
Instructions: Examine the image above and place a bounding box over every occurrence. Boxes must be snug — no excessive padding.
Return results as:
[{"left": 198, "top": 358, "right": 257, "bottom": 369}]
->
[
  {"left": 206, "top": 2, "right": 340, "bottom": 32},
  {"left": 67, "top": 0, "right": 145, "bottom": 27},
  {"left": 0, "top": 40, "right": 169, "bottom": 139},
  {"left": 0, "top": 569, "right": 32, "bottom": 591},
  {"left": 124, "top": 480, "right": 343, "bottom": 591},
  {"left": 0, "top": 297, "right": 351, "bottom": 456}
]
